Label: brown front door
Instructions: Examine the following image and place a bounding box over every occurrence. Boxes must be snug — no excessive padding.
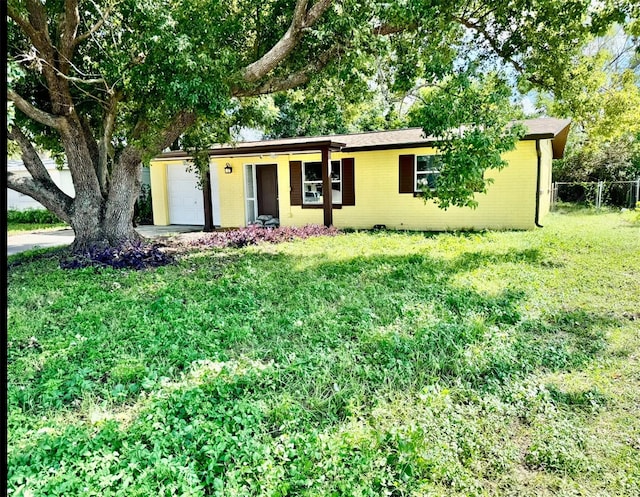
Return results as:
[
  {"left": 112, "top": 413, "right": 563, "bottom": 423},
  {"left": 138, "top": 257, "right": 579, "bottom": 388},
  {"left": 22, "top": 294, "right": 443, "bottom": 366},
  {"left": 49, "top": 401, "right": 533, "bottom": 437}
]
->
[{"left": 256, "top": 164, "right": 279, "bottom": 218}]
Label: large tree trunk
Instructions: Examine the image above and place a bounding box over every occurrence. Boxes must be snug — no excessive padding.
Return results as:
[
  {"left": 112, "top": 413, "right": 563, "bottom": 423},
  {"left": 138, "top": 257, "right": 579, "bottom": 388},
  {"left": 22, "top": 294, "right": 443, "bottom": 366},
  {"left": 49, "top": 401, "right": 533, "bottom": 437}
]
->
[
  {"left": 68, "top": 198, "right": 142, "bottom": 253},
  {"left": 69, "top": 160, "right": 143, "bottom": 252}
]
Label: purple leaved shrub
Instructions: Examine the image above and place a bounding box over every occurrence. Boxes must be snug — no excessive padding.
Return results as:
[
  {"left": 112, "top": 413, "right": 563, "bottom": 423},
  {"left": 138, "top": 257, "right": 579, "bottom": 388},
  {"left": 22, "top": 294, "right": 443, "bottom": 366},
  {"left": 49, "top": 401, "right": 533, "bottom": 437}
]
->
[
  {"left": 189, "top": 225, "right": 340, "bottom": 249},
  {"left": 60, "top": 240, "right": 174, "bottom": 270}
]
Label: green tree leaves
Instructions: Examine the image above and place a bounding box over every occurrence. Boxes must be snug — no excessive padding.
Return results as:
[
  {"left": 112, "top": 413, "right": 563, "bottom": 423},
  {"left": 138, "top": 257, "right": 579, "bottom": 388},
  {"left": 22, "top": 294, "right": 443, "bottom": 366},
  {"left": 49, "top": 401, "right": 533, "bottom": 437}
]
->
[
  {"left": 408, "top": 72, "right": 526, "bottom": 208},
  {"left": 541, "top": 24, "right": 640, "bottom": 182}
]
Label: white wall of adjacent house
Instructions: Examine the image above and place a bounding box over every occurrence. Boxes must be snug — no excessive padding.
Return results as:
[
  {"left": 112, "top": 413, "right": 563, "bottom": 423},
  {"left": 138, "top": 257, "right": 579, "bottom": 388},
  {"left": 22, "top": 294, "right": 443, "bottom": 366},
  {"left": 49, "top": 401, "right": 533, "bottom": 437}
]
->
[
  {"left": 7, "top": 157, "right": 151, "bottom": 211},
  {"left": 7, "top": 157, "right": 75, "bottom": 211}
]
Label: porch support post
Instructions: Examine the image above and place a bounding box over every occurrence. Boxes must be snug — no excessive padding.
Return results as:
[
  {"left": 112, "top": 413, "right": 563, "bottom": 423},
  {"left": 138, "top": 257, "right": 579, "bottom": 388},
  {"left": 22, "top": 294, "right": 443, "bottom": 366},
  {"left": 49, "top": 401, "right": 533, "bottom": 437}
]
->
[
  {"left": 202, "top": 163, "right": 214, "bottom": 232},
  {"left": 321, "top": 145, "right": 333, "bottom": 227}
]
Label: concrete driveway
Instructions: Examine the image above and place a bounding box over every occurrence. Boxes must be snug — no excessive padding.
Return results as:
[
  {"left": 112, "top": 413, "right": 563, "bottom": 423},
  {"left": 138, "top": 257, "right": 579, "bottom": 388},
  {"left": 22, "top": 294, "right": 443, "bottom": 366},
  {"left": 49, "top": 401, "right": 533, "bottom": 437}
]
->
[{"left": 7, "top": 225, "right": 204, "bottom": 256}]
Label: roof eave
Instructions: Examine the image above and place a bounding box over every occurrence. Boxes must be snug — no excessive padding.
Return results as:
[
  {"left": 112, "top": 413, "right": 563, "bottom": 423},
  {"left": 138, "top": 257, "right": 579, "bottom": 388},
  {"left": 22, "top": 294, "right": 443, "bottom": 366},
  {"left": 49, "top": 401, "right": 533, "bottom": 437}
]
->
[
  {"left": 550, "top": 122, "right": 571, "bottom": 159},
  {"left": 156, "top": 140, "right": 345, "bottom": 160}
]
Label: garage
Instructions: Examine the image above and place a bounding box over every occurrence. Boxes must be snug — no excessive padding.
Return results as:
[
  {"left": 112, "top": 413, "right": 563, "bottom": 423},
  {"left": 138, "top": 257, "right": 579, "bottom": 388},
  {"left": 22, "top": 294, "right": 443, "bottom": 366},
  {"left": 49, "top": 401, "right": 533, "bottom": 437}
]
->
[{"left": 167, "top": 164, "right": 205, "bottom": 225}]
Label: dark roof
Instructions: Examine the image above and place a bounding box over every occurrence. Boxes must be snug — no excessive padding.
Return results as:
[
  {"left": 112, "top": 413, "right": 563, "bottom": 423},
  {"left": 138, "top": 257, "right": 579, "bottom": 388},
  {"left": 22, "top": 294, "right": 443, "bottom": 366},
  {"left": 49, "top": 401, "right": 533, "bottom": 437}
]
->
[{"left": 157, "top": 118, "right": 571, "bottom": 160}]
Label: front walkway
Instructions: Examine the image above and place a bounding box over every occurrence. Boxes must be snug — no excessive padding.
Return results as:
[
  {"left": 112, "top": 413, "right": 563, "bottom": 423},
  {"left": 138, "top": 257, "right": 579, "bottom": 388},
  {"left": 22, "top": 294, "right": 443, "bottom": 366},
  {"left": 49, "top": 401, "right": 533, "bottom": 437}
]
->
[{"left": 7, "top": 225, "right": 203, "bottom": 256}]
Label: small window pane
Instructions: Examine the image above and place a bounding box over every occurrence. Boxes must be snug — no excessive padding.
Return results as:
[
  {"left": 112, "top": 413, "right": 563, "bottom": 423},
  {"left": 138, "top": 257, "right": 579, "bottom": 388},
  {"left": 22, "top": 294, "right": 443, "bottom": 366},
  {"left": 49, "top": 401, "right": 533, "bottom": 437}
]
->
[
  {"left": 416, "top": 155, "right": 441, "bottom": 191},
  {"left": 331, "top": 161, "right": 341, "bottom": 202},
  {"left": 418, "top": 173, "right": 438, "bottom": 190},
  {"left": 245, "top": 164, "right": 254, "bottom": 198},
  {"left": 305, "top": 162, "right": 322, "bottom": 181},
  {"left": 246, "top": 200, "right": 256, "bottom": 223},
  {"left": 417, "top": 155, "right": 440, "bottom": 172},
  {"left": 304, "top": 184, "right": 323, "bottom": 203},
  {"left": 417, "top": 156, "right": 431, "bottom": 172}
]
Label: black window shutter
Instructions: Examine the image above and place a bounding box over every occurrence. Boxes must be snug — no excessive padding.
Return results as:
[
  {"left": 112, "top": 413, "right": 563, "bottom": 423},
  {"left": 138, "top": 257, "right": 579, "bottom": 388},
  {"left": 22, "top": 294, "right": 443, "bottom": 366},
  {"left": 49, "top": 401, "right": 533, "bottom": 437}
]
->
[
  {"left": 341, "top": 158, "right": 355, "bottom": 206},
  {"left": 399, "top": 154, "right": 415, "bottom": 193},
  {"left": 289, "top": 161, "right": 302, "bottom": 206}
]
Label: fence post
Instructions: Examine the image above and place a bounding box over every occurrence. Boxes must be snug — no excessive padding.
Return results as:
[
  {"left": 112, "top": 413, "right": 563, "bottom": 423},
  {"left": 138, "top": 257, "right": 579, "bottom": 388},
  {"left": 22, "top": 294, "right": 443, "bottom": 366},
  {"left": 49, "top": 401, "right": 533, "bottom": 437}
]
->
[
  {"left": 596, "top": 181, "right": 603, "bottom": 209},
  {"left": 636, "top": 178, "right": 640, "bottom": 207}
]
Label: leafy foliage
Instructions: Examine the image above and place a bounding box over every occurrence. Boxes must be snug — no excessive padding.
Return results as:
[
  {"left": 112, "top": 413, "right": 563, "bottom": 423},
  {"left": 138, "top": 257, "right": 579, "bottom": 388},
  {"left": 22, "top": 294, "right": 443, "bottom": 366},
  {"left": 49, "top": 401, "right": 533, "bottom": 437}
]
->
[
  {"left": 540, "top": 25, "right": 640, "bottom": 182},
  {"left": 7, "top": 208, "right": 63, "bottom": 224},
  {"left": 408, "top": 71, "right": 526, "bottom": 208},
  {"left": 553, "top": 139, "right": 640, "bottom": 182},
  {"left": 263, "top": 81, "right": 405, "bottom": 139},
  {"left": 188, "top": 225, "right": 341, "bottom": 249},
  {"left": 59, "top": 241, "right": 174, "bottom": 270},
  {"left": 7, "top": 0, "right": 630, "bottom": 250}
]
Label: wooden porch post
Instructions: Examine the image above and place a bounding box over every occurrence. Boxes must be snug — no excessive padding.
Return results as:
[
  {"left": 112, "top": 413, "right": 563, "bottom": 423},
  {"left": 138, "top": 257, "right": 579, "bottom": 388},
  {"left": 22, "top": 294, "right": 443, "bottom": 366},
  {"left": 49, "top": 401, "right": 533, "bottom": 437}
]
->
[
  {"left": 202, "top": 163, "right": 214, "bottom": 232},
  {"left": 321, "top": 146, "right": 333, "bottom": 227}
]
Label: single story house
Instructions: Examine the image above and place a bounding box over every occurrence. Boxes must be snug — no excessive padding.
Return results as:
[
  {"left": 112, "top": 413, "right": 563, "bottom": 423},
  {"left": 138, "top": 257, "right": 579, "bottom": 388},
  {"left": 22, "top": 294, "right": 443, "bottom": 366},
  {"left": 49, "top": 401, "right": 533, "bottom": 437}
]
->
[{"left": 149, "top": 117, "right": 570, "bottom": 231}]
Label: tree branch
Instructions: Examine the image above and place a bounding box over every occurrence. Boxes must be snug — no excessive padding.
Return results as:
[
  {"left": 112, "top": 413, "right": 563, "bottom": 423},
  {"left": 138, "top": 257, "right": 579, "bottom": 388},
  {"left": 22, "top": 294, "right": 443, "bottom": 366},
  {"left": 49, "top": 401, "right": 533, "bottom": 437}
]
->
[
  {"left": 7, "top": 125, "right": 56, "bottom": 184},
  {"left": 234, "top": 46, "right": 342, "bottom": 97},
  {"left": 153, "top": 111, "right": 198, "bottom": 156},
  {"left": 241, "top": 0, "right": 333, "bottom": 83},
  {"left": 7, "top": 4, "right": 52, "bottom": 55},
  {"left": 373, "top": 23, "right": 415, "bottom": 36},
  {"left": 98, "top": 92, "right": 121, "bottom": 195},
  {"left": 7, "top": 125, "right": 74, "bottom": 223},
  {"left": 11, "top": 1, "right": 77, "bottom": 114},
  {"left": 7, "top": 89, "right": 66, "bottom": 128},
  {"left": 453, "top": 15, "right": 549, "bottom": 88},
  {"left": 60, "top": 0, "right": 80, "bottom": 66},
  {"left": 74, "top": 1, "right": 118, "bottom": 47},
  {"left": 7, "top": 172, "right": 73, "bottom": 224}
]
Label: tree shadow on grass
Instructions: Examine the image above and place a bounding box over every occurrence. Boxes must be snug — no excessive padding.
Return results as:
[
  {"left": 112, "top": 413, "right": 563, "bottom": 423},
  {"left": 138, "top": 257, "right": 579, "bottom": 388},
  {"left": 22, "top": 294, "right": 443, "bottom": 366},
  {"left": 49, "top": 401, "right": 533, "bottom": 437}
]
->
[
  {"left": 7, "top": 243, "right": 628, "bottom": 495},
  {"left": 7, "top": 246, "right": 607, "bottom": 414}
]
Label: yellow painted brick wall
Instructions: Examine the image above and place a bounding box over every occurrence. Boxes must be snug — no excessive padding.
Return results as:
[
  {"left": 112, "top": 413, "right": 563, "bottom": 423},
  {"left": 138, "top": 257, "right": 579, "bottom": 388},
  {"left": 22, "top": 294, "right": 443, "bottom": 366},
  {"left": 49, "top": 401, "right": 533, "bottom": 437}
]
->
[
  {"left": 269, "top": 142, "right": 538, "bottom": 231},
  {"left": 538, "top": 139, "right": 553, "bottom": 220},
  {"left": 149, "top": 161, "right": 169, "bottom": 225},
  {"left": 214, "top": 159, "right": 246, "bottom": 228}
]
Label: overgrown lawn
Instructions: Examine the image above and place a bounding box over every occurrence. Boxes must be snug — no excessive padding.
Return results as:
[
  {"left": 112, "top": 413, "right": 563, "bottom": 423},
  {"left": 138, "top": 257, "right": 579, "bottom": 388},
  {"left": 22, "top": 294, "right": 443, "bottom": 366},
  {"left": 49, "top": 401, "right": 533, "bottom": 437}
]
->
[{"left": 7, "top": 211, "right": 640, "bottom": 496}]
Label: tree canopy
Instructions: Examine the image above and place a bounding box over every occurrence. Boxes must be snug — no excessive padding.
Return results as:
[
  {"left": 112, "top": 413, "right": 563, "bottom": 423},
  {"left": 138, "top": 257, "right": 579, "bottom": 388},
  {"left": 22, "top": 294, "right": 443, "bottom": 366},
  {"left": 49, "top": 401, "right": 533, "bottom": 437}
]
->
[
  {"left": 538, "top": 23, "right": 640, "bottom": 182},
  {"left": 7, "top": 0, "right": 634, "bottom": 251}
]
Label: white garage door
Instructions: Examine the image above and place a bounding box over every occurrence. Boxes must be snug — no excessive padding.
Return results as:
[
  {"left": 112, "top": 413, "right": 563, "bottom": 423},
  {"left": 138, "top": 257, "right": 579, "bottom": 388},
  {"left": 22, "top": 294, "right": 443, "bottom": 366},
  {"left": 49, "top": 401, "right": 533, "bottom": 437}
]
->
[{"left": 167, "top": 165, "right": 205, "bottom": 225}]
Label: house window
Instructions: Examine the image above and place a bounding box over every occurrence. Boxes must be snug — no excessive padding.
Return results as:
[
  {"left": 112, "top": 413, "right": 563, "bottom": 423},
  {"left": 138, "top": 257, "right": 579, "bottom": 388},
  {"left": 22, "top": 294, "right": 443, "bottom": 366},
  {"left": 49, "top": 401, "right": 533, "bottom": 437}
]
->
[
  {"left": 302, "top": 160, "right": 342, "bottom": 204},
  {"left": 416, "top": 155, "right": 441, "bottom": 191},
  {"left": 244, "top": 163, "right": 257, "bottom": 224}
]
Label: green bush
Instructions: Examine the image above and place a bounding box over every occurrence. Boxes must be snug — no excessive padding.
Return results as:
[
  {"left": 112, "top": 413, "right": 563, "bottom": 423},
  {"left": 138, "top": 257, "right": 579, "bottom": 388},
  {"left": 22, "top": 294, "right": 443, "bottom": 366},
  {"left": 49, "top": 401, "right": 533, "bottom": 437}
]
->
[
  {"left": 7, "top": 208, "right": 62, "bottom": 224},
  {"left": 134, "top": 184, "right": 153, "bottom": 226}
]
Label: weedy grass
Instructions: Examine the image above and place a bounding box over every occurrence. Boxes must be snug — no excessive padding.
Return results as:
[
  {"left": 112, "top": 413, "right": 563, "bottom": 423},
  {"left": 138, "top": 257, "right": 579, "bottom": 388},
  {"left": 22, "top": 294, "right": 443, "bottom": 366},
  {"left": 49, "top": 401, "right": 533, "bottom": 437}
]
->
[{"left": 7, "top": 210, "right": 640, "bottom": 496}]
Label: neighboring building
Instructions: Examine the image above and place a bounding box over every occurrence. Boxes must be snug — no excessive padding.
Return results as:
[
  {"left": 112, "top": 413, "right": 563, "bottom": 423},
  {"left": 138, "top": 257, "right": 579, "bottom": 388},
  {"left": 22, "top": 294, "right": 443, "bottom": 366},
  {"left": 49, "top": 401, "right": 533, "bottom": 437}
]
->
[
  {"left": 7, "top": 157, "right": 151, "bottom": 211},
  {"left": 7, "top": 156, "right": 75, "bottom": 210},
  {"left": 149, "top": 118, "right": 570, "bottom": 231}
]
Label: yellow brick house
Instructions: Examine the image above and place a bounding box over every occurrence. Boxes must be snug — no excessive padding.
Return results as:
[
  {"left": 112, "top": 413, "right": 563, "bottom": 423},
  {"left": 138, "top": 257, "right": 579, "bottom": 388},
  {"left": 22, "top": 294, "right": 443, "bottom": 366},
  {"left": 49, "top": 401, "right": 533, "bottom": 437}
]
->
[{"left": 149, "top": 118, "right": 570, "bottom": 231}]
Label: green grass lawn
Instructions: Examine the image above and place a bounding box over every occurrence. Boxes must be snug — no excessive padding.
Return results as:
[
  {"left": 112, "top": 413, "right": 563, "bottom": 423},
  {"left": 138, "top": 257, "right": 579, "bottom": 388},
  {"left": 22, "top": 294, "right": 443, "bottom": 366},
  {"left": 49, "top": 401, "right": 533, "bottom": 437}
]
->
[
  {"left": 7, "top": 210, "right": 640, "bottom": 496},
  {"left": 7, "top": 222, "right": 69, "bottom": 235}
]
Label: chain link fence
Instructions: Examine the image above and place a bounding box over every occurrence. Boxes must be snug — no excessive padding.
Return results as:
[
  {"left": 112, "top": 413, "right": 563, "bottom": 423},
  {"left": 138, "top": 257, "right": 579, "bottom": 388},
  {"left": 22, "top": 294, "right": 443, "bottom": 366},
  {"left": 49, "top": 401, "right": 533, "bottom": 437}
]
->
[{"left": 552, "top": 180, "right": 640, "bottom": 210}]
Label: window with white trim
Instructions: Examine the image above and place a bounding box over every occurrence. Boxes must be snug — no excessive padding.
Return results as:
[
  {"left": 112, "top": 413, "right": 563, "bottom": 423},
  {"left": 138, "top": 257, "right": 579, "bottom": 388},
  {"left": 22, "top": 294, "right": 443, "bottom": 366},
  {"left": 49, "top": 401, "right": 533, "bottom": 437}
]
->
[
  {"left": 302, "top": 160, "right": 342, "bottom": 204},
  {"left": 416, "top": 155, "right": 441, "bottom": 191}
]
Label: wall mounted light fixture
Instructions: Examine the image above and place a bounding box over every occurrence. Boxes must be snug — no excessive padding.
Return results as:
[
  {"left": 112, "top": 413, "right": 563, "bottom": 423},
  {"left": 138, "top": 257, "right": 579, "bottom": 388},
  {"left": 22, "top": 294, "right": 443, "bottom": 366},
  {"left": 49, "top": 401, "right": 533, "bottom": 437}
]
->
[{"left": 224, "top": 163, "right": 233, "bottom": 174}]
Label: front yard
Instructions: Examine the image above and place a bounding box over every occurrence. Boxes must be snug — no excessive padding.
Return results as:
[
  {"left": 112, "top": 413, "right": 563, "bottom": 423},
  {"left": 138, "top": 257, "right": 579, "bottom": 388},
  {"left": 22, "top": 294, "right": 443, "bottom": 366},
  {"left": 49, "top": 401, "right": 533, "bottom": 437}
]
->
[{"left": 7, "top": 210, "right": 640, "bottom": 496}]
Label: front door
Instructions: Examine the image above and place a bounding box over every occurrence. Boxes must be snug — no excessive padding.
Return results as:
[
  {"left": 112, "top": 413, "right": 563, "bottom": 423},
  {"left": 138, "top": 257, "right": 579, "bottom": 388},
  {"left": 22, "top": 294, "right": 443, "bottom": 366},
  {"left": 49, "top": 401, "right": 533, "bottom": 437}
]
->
[{"left": 256, "top": 164, "right": 279, "bottom": 218}]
